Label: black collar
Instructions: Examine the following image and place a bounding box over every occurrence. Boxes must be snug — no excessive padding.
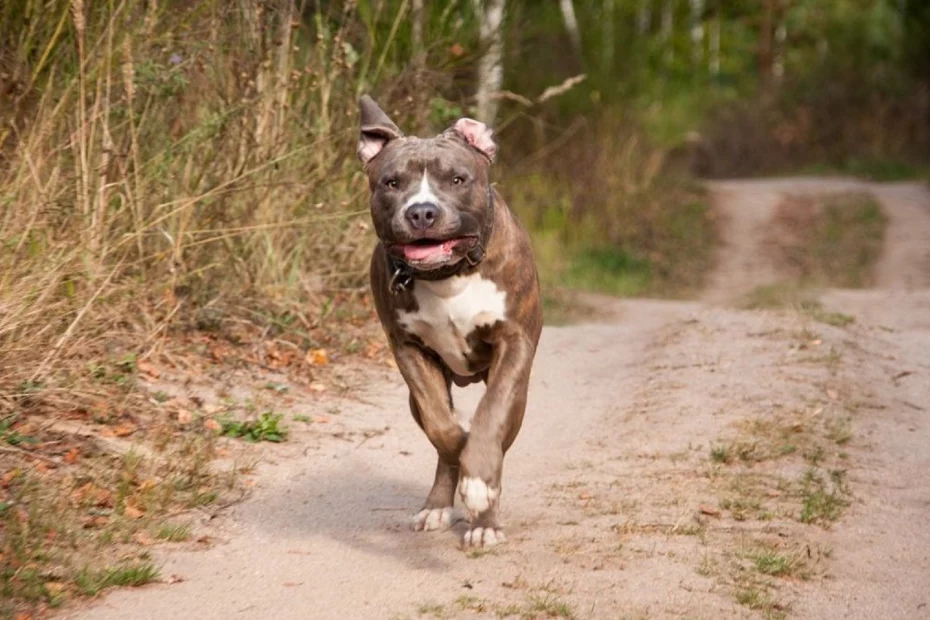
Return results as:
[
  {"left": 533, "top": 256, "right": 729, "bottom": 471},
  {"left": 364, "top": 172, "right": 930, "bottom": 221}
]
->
[{"left": 385, "top": 185, "right": 495, "bottom": 295}]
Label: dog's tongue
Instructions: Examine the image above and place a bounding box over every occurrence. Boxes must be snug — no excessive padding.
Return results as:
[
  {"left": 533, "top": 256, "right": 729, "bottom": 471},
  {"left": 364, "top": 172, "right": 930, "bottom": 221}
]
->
[{"left": 402, "top": 239, "right": 458, "bottom": 261}]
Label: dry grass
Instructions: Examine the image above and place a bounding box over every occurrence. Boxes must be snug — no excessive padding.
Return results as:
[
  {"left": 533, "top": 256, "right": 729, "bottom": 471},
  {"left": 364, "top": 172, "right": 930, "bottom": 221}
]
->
[
  {"left": 0, "top": 0, "right": 391, "bottom": 409},
  {"left": 0, "top": 2, "right": 426, "bottom": 615},
  {"left": 766, "top": 192, "right": 887, "bottom": 288}
]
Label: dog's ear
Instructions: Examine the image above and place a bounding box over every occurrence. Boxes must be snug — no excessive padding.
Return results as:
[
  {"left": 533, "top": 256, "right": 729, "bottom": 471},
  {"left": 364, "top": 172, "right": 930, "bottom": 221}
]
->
[
  {"left": 447, "top": 118, "right": 497, "bottom": 162},
  {"left": 358, "top": 96, "right": 403, "bottom": 164}
]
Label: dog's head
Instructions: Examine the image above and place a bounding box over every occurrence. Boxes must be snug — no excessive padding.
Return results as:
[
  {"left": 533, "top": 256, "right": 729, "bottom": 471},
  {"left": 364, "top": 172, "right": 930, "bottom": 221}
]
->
[{"left": 357, "top": 96, "right": 497, "bottom": 272}]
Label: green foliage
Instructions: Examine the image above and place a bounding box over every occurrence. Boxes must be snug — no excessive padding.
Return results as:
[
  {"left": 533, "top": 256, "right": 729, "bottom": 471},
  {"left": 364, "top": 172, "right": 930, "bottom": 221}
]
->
[
  {"left": 799, "top": 468, "right": 851, "bottom": 525},
  {"left": 221, "top": 412, "right": 289, "bottom": 443},
  {"left": 74, "top": 562, "right": 160, "bottom": 596}
]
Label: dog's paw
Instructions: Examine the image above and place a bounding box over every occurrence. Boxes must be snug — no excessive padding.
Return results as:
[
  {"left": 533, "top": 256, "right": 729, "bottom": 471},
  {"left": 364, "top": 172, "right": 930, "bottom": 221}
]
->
[
  {"left": 458, "top": 477, "right": 499, "bottom": 516},
  {"left": 412, "top": 507, "right": 452, "bottom": 532},
  {"left": 462, "top": 526, "right": 506, "bottom": 548}
]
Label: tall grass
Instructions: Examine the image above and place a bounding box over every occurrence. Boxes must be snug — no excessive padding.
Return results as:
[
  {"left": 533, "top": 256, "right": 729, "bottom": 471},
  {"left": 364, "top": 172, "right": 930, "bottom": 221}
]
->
[{"left": 0, "top": 0, "right": 438, "bottom": 406}]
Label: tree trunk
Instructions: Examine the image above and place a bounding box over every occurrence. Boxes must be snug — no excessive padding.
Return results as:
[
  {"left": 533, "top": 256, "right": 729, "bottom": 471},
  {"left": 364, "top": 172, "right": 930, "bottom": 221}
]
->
[
  {"left": 709, "top": 0, "right": 720, "bottom": 77},
  {"left": 690, "top": 0, "right": 704, "bottom": 68},
  {"left": 559, "top": 0, "right": 583, "bottom": 61},
  {"left": 759, "top": 0, "right": 774, "bottom": 88},
  {"left": 475, "top": 0, "right": 506, "bottom": 124},
  {"left": 603, "top": 0, "right": 615, "bottom": 72},
  {"left": 637, "top": 0, "right": 652, "bottom": 35},
  {"left": 412, "top": 0, "right": 425, "bottom": 68},
  {"left": 660, "top": 0, "right": 675, "bottom": 65}
]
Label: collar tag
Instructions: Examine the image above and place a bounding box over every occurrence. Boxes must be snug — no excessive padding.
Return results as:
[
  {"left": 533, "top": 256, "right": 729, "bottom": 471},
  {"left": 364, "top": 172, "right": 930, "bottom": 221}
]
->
[{"left": 389, "top": 267, "right": 413, "bottom": 295}]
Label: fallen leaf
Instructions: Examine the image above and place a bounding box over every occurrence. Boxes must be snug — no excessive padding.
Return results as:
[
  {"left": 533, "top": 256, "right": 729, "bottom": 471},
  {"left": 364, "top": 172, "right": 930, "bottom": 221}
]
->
[
  {"left": 112, "top": 422, "right": 138, "bottom": 437},
  {"left": 177, "top": 409, "right": 193, "bottom": 425},
  {"left": 577, "top": 492, "right": 592, "bottom": 501},
  {"left": 699, "top": 504, "right": 721, "bottom": 517},
  {"left": 312, "top": 416, "right": 331, "bottom": 424},
  {"left": 826, "top": 388, "right": 839, "bottom": 401},
  {"left": 1, "top": 469, "right": 18, "bottom": 487},
  {"left": 306, "top": 348, "right": 329, "bottom": 366},
  {"left": 137, "top": 360, "right": 161, "bottom": 378},
  {"left": 94, "top": 488, "right": 114, "bottom": 507},
  {"left": 83, "top": 515, "right": 109, "bottom": 529},
  {"left": 15, "top": 613, "right": 33, "bottom": 620},
  {"left": 64, "top": 447, "right": 80, "bottom": 465},
  {"left": 124, "top": 504, "right": 144, "bottom": 519},
  {"left": 204, "top": 418, "right": 222, "bottom": 432},
  {"left": 44, "top": 582, "right": 67, "bottom": 597},
  {"left": 133, "top": 530, "right": 155, "bottom": 545},
  {"left": 308, "top": 383, "right": 327, "bottom": 393}
]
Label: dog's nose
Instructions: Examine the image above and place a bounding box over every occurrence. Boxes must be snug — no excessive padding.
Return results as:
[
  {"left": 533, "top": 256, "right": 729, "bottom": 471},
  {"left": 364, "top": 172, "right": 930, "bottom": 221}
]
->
[{"left": 405, "top": 203, "right": 439, "bottom": 230}]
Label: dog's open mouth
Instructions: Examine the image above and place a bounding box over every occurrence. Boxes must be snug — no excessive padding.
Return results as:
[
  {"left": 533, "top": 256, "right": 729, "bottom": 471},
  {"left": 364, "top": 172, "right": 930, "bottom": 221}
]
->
[{"left": 395, "top": 237, "right": 476, "bottom": 263}]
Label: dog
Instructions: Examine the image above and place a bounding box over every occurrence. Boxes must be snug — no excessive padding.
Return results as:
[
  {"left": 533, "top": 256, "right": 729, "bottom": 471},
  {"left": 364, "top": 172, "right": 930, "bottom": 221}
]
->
[{"left": 357, "top": 96, "right": 543, "bottom": 548}]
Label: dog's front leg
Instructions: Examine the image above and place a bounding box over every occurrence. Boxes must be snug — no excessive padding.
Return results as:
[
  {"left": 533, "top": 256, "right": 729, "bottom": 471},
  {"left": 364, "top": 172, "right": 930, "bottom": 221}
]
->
[
  {"left": 393, "top": 342, "right": 468, "bottom": 530},
  {"left": 458, "top": 325, "right": 535, "bottom": 547}
]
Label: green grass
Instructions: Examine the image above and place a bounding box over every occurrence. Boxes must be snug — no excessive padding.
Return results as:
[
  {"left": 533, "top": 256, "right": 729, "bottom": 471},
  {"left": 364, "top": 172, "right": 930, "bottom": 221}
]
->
[
  {"left": 74, "top": 562, "right": 160, "bottom": 596},
  {"left": 220, "top": 412, "right": 288, "bottom": 443},
  {"left": 415, "top": 602, "right": 447, "bottom": 617},
  {"left": 799, "top": 468, "right": 850, "bottom": 525},
  {"left": 802, "top": 158, "right": 930, "bottom": 182},
  {"left": 809, "top": 193, "right": 887, "bottom": 288},
  {"left": 734, "top": 587, "right": 786, "bottom": 619},
  {"left": 766, "top": 192, "right": 887, "bottom": 290},
  {"left": 748, "top": 548, "right": 805, "bottom": 578},
  {"left": 522, "top": 594, "right": 576, "bottom": 619},
  {"left": 155, "top": 523, "right": 191, "bottom": 542},
  {"left": 742, "top": 283, "right": 855, "bottom": 327},
  {"left": 563, "top": 248, "right": 652, "bottom": 296}
]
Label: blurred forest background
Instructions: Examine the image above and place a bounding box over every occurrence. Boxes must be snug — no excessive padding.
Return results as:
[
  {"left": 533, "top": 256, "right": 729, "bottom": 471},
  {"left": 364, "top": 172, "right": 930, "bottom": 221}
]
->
[{"left": 1, "top": 0, "right": 929, "bottom": 412}]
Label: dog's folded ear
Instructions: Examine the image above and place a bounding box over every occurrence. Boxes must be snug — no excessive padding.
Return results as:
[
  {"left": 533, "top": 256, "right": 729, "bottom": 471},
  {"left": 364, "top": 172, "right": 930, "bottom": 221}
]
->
[
  {"left": 447, "top": 118, "right": 497, "bottom": 162},
  {"left": 358, "top": 95, "right": 403, "bottom": 164}
]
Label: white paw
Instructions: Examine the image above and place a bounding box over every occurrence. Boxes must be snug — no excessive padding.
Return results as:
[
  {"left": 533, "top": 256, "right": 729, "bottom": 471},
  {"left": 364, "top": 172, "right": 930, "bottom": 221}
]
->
[
  {"left": 458, "top": 477, "right": 499, "bottom": 516},
  {"left": 462, "top": 526, "right": 507, "bottom": 548},
  {"left": 412, "top": 507, "right": 452, "bottom": 532}
]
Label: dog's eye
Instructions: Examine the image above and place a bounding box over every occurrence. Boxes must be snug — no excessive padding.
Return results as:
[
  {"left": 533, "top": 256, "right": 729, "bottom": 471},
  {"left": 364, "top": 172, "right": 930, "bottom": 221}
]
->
[
  {"left": 452, "top": 176, "right": 466, "bottom": 186},
  {"left": 384, "top": 178, "right": 399, "bottom": 189}
]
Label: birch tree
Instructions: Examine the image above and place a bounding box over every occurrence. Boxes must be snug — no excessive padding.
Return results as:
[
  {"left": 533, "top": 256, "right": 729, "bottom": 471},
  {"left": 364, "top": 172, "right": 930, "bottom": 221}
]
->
[
  {"left": 475, "top": 0, "right": 506, "bottom": 124},
  {"left": 558, "top": 0, "right": 582, "bottom": 60}
]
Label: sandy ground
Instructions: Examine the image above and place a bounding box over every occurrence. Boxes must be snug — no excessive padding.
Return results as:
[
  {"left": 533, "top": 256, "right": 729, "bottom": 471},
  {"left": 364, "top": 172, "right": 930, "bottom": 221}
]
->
[{"left": 65, "top": 179, "right": 930, "bottom": 619}]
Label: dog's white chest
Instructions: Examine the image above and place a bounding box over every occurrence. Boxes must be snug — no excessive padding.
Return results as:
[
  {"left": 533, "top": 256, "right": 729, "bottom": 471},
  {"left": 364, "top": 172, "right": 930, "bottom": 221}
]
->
[{"left": 397, "top": 274, "right": 507, "bottom": 376}]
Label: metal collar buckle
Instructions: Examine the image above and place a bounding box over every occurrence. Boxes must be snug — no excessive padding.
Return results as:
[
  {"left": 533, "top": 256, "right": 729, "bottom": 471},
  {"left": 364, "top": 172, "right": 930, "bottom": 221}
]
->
[{"left": 389, "top": 266, "right": 413, "bottom": 295}]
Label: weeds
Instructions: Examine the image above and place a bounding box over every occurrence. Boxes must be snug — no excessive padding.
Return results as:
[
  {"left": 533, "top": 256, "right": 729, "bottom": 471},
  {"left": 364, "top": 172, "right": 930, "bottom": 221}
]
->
[
  {"left": 766, "top": 192, "right": 887, "bottom": 289},
  {"left": 155, "top": 523, "right": 191, "bottom": 542},
  {"left": 74, "top": 562, "right": 160, "bottom": 596},
  {"left": 220, "top": 412, "right": 288, "bottom": 443},
  {"left": 522, "top": 594, "right": 576, "bottom": 619},
  {"left": 799, "top": 468, "right": 851, "bottom": 525}
]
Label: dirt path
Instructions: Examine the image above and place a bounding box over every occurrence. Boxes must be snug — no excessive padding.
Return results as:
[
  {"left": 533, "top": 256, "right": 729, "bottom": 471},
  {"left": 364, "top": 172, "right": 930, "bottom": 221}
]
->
[{"left": 67, "top": 180, "right": 930, "bottom": 619}]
